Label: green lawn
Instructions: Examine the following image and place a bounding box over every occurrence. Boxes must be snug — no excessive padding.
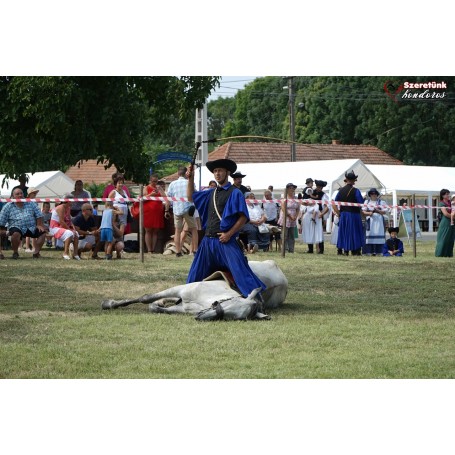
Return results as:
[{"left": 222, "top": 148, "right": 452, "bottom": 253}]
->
[{"left": 1, "top": 239, "right": 454, "bottom": 378}]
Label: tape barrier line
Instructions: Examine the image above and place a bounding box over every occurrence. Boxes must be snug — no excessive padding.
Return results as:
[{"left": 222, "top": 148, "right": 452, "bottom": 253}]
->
[{"left": 0, "top": 196, "right": 445, "bottom": 210}]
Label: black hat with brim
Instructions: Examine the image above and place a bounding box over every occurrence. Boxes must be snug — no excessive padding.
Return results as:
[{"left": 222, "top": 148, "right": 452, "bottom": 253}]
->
[
  {"left": 388, "top": 227, "right": 399, "bottom": 234},
  {"left": 368, "top": 188, "right": 380, "bottom": 196},
  {"left": 206, "top": 159, "right": 237, "bottom": 174},
  {"left": 314, "top": 180, "right": 327, "bottom": 188},
  {"left": 344, "top": 170, "right": 358, "bottom": 181},
  {"left": 231, "top": 172, "right": 246, "bottom": 178}
]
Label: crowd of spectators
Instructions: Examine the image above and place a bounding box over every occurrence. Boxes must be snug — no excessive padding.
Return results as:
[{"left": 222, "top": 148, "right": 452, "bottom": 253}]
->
[{"left": 2, "top": 168, "right": 454, "bottom": 260}]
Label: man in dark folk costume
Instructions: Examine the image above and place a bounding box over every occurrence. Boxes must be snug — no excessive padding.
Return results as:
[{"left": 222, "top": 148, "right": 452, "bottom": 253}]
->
[
  {"left": 333, "top": 171, "right": 364, "bottom": 256},
  {"left": 231, "top": 171, "right": 249, "bottom": 195},
  {"left": 382, "top": 227, "right": 404, "bottom": 256},
  {"left": 313, "top": 179, "right": 329, "bottom": 254},
  {"left": 186, "top": 159, "right": 266, "bottom": 298}
]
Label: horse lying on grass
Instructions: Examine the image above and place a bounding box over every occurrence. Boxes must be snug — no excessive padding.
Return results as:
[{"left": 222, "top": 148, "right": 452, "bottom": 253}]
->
[{"left": 101, "top": 260, "right": 288, "bottom": 321}]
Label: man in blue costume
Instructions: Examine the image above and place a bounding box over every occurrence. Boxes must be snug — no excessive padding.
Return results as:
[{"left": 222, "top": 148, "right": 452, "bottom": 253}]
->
[
  {"left": 186, "top": 159, "right": 266, "bottom": 298},
  {"left": 333, "top": 170, "right": 364, "bottom": 256}
]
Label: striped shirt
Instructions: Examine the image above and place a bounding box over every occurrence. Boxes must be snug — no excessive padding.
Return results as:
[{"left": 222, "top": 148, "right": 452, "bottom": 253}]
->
[
  {"left": 0, "top": 202, "right": 43, "bottom": 234},
  {"left": 167, "top": 176, "right": 195, "bottom": 216}
]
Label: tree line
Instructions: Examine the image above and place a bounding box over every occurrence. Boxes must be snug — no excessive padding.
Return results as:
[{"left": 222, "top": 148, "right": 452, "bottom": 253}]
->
[{"left": 1, "top": 76, "right": 454, "bottom": 184}]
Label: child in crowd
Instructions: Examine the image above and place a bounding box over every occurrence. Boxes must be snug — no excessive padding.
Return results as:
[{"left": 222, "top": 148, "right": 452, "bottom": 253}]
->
[
  {"left": 382, "top": 227, "right": 404, "bottom": 257},
  {"left": 41, "top": 202, "right": 53, "bottom": 247},
  {"left": 100, "top": 201, "right": 122, "bottom": 260}
]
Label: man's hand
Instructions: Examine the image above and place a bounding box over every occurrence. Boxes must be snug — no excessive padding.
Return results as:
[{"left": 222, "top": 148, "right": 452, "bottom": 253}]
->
[{"left": 217, "top": 232, "right": 231, "bottom": 243}]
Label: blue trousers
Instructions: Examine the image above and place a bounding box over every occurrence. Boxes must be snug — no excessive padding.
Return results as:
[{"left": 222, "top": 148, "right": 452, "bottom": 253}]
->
[{"left": 187, "top": 236, "right": 266, "bottom": 297}]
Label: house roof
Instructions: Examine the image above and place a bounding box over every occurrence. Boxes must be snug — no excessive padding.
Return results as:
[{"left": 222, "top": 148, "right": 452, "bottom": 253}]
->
[
  {"left": 65, "top": 160, "right": 119, "bottom": 185},
  {"left": 207, "top": 142, "right": 403, "bottom": 165},
  {"left": 164, "top": 141, "right": 402, "bottom": 183}
]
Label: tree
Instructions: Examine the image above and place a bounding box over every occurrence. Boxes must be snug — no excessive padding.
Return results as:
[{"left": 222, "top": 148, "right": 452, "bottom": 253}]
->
[{"left": 0, "top": 76, "right": 220, "bottom": 183}]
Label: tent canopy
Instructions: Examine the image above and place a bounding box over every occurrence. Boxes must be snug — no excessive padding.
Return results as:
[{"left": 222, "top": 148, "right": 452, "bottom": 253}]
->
[
  {"left": 0, "top": 171, "right": 75, "bottom": 198},
  {"left": 196, "top": 159, "right": 386, "bottom": 196},
  {"left": 367, "top": 164, "right": 455, "bottom": 196}
]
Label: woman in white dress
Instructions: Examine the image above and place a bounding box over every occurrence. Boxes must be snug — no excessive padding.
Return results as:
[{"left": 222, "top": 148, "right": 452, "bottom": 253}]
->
[{"left": 362, "top": 188, "right": 388, "bottom": 256}]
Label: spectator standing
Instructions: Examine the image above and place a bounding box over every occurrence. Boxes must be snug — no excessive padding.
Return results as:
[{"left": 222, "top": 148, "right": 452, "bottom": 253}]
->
[
  {"left": 362, "top": 188, "right": 388, "bottom": 256},
  {"left": 231, "top": 171, "right": 249, "bottom": 195},
  {"left": 24, "top": 187, "right": 40, "bottom": 253},
  {"left": 70, "top": 180, "right": 91, "bottom": 217},
  {"left": 41, "top": 202, "right": 53, "bottom": 247},
  {"left": 99, "top": 201, "right": 123, "bottom": 260},
  {"left": 108, "top": 175, "right": 129, "bottom": 227},
  {"left": 279, "top": 183, "right": 301, "bottom": 254},
  {"left": 143, "top": 174, "right": 170, "bottom": 254},
  {"left": 0, "top": 187, "right": 46, "bottom": 259},
  {"left": 11, "top": 174, "right": 29, "bottom": 198},
  {"left": 435, "top": 188, "right": 455, "bottom": 257},
  {"left": 102, "top": 172, "right": 131, "bottom": 200},
  {"left": 167, "top": 166, "right": 198, "bottom": 257},
  {"left": 333, "top": 171, "right": 364, "bottom": 256},
  {"left": 313, "top": 180, "right": 330, "bottom": 254}
]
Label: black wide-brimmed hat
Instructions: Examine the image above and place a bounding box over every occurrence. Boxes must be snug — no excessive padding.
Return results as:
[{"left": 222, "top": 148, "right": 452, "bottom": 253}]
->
[
  {"left": 231, "top": 171, "right": 246, "bottom": 178},
  {"left": 314, "top": 180, "right": 327, "bottom": 188},
  {"left": 388, "top": 227, "right": 399, "bottom": 234},
  {"left": 206, "top": 159, "right": 237, "bottom": 174},
  {"left": 344, "top": 170, "right": 358, "bottom": 181},
  {"left": 286, "top": 182, "right": 297, "bottom": 189},
  {"left": 305, "top": 178, "right": 314, "bottom": 185},
  {"left": 368, "top": 188, "right": 380, "bottom": 196}
]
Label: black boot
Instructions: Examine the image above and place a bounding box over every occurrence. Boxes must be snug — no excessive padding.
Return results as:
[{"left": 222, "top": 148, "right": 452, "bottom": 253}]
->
[
  {"left": 318, "top": 242, "right": 324, "bottom": 254},
  {"left": 306, "top": 244, "right": 314, "bottom": 254}
]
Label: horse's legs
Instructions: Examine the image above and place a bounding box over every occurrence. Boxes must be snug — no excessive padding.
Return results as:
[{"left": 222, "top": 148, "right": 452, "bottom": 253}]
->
[{"left": 101, "top": 286, "right": 187, "bottom": 310}]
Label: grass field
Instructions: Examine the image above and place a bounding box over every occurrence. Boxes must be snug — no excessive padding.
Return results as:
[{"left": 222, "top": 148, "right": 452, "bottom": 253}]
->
[{"left": 1, "top": 237, "right": 454, "bottom": 378}]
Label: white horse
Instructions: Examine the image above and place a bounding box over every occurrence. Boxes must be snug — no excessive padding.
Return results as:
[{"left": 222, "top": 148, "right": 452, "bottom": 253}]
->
[{"left": 101, "top": 260, "right": 288, "bottom": 321}]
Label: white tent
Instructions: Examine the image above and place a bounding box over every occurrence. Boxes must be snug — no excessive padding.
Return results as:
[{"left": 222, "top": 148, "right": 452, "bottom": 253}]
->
[
  {"left": 0, "top": 171, "right": 75, "bottom": 198},
  {"left": 368, "top": 164, "right": 455, "bottom": 232},
  {"left": 196, "top": 159, "right": 385, "bottom": 196},
  {"left": 194, "top": 159, "right": 385, "bottom": 233}
]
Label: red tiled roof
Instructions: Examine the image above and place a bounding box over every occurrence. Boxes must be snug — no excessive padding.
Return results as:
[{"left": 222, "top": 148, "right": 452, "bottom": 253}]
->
[
  {"left": 65, "top": 160, "right": 119, "bottom": 185},
  {"left": 164, "top": 142, "right": 402, "bottom": 182},
  {"left": 208, "top": 142, "right": 403, "bottom": 165}
]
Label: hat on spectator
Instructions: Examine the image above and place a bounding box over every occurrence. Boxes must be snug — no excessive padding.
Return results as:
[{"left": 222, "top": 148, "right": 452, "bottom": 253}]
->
[
  {"left": 305, "top": 178, "right": 314, "bottom": 185},
  {"left": 244, "top": 192, "right": 254, "bottom": 198},
  {"left": 314, "top": 180, "right": 327, "bottom": 188},
  {"left": 388, "top": 227, "right": 399, "bottom": 234},
  {"left": 231, "top": 171, "right": 246, "bottom": 178},
  {"left": 27, "top": 187, "right": 39, "bottom": 196},
  {"left": 206, "top": 159, "right": 237, "bottom": 174},
  {"left": 286, "top": 183, "right": 297, "bottom": 189},
  {"left": 367, "top": 188, "right": 380, "bottom": 196},
  {"left": 344, "top": 170, "right": 358, "bottom": 181}
]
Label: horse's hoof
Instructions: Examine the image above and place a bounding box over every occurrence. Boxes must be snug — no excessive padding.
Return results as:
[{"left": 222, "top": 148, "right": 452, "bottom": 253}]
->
[{"left": 101, "top": 300, "right": 113, "bottom": 310}]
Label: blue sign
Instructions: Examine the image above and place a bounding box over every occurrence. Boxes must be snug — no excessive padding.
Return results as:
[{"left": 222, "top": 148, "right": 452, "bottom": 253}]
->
[{"left": 156, "top": 152, "right": 192, "bottom": 163}]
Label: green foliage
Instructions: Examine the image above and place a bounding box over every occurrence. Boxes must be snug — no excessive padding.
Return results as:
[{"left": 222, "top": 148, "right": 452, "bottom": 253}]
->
[
  {"left": 206, "top": 76, "right": 455, "bottom": 166},
  {"left": 0, "top": 76, "right": 220, "bottom": 181},
  {"left": 84, "top": 182, "right": 107, "bottom": 198}
]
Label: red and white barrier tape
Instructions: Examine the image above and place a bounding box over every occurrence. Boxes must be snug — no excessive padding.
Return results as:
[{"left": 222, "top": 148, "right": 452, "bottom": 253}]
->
[{"left": 0, "top": 196, "right": 445, "bottom": 210}]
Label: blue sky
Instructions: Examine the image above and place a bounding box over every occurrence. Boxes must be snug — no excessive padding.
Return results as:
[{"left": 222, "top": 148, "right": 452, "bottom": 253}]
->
[{"left": 208, "top": 76, "right": 258, "bottom": 101}]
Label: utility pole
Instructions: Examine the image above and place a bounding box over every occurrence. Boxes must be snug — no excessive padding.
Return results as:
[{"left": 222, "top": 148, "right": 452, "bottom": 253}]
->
[{"left": 288, "top": 76, "right": 296, "bottom": 162}]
